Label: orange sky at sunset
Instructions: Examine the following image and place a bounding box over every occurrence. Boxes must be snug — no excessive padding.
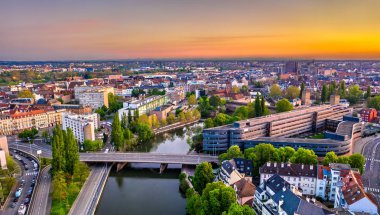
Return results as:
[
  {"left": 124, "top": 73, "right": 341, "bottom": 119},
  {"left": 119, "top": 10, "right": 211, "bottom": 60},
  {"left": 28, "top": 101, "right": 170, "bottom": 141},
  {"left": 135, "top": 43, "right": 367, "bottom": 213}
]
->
[{"left": 1, "top": 0, "right": 380, "bottom": 60}]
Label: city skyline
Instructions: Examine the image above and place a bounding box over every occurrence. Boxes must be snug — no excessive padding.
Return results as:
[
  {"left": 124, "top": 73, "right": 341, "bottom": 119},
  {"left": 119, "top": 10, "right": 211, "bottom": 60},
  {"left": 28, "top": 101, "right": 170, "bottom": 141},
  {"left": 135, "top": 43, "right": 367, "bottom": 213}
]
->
[{"left": 1, "top": 0, "right": 380, "bottom": 61}]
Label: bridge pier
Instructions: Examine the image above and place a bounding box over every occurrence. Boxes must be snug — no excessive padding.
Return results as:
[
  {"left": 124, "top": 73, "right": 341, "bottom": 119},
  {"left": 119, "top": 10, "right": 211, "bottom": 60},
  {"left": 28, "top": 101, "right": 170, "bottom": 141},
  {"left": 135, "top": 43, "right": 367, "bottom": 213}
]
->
[
  {"left": 159, "top": 163, "right": 168, "bottom": 174},
  {"left": 116, "top": 162, "right": 128, "bottom": 172}
]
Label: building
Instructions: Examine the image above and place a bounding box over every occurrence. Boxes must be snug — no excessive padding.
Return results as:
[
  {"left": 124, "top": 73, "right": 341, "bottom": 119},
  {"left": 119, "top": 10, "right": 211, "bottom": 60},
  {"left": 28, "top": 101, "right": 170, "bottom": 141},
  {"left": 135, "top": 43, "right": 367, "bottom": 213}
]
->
[
  {"left": 359, "top": 108, "right": 378, "bottom": 123},
  {"left": 302, "top": 89, "right": 311, "bottom": 106},
  {"left": 316, "top": 163, "right": 352, "bottom": 201},
  {"left": 233, "top": 178, "right": 256, "bottom": 206},
  {"left": 254, "top": 174, "right": 333, "bottom": 215},
  {"left": 330, "top": 95, "right": 340, "bottom": 105},
  {"left": 0, "top": 109, "right": 65, "bottom": 135},
  {"left": 203, "top": 105, "right": 360, "bottom": 156},
  {"left": 334, "top": 169, "right": 378, "bottom": 214},
  {"left": 284, "top": 61, "right": 298, "bottom": 75},
  {"left": 53, "top": 104, "right": 92, "bottom": 115},
  {"left": 74, "top": 86, "right": 114, "bottom": 109},
  {"left": 62, "top": 113, "right": 99, "bottom": 143},
  {"left": 0, "top": 136, "right": 8, "bottom": 169},
  {"left": 118, "top": 95, "right": 169, "bottom": 119},
  {"left": 218, "top": 158, "right": 253, "bottom": 185},
  {"left": 260, "top": 162, "right": 317, "bottom": 196},
  {"left": 151, "top": 105, "right": 173, "bottom": 121}
]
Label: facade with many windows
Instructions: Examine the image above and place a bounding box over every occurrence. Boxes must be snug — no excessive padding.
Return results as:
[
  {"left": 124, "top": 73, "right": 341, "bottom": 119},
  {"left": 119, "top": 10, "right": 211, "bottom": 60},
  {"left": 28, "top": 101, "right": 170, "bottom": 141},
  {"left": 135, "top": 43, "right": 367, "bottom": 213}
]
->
[{"left": 62, "top": 113, "right": 99, "bottom": 143}]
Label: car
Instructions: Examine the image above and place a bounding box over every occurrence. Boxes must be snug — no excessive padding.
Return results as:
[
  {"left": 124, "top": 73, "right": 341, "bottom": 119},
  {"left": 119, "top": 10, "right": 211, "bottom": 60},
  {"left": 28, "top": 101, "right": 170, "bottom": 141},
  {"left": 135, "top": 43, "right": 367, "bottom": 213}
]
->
[
  {"left": 13, "top": 197, "right": 19, "bottom": 203},
  {"left": 24, "top": 198, "right": 30, "bottom": 205},
  {"left": 10, "top": 202, "right": 17, "bottom": 208},
  {"left": 18, "top": 204, "right": 26, "bottom": 215}
]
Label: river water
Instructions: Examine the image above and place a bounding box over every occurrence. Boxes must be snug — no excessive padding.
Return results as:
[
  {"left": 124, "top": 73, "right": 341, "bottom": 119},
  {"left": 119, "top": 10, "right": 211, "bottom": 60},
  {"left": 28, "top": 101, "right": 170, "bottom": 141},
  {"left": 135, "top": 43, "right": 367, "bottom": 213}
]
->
[{"left": 95, "top": 124, "right": 202, "bottom": 215}]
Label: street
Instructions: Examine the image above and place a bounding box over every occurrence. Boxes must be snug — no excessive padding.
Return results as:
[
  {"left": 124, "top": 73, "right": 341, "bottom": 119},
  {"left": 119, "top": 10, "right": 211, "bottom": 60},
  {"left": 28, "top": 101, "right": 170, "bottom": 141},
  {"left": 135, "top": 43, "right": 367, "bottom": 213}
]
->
[
  {"left": 27, "top": 166, "right": 51, "bottom": 215},
  {"left": 361, "top": 136, "right": 380, "bottom": 205}
]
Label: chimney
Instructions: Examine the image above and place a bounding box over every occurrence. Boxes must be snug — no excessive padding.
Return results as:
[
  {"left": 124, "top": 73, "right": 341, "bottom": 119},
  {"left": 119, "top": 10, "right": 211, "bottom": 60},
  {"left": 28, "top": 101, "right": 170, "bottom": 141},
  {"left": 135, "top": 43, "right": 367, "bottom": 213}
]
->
[
  {"left": 281, "top": 163, "right": 284, "bottom": 168},
  {"left": 274, "top": 162, "right": 277, "bottom": 167},
  {"left": 301, "top": 164, "right": 304, "bottom": 169},
  {"left": 310, "top": 165, "right": 314, "bottom": 170},
  {"left": 267, "top": 162, "right": 271, "bottom": 167}
]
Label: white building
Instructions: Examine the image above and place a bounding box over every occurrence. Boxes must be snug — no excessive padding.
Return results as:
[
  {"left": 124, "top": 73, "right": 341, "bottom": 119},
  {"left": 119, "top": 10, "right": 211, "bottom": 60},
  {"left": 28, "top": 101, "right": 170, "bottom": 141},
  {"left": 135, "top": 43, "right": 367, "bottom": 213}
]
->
[
  {"left": 259, "top": 162, "right": 317, "bottom": 196},
  {"left": 74, "top": 86, "right": 114, "bottom": 110},
  {"left": 316, "top": 163, "right": 351, "bottom": 201},
  {"left": 118, "top": 95, "right": 168, "bottom": 119},
  {"left": 62, "top": 113, "right": 99, "bottom": 143}
]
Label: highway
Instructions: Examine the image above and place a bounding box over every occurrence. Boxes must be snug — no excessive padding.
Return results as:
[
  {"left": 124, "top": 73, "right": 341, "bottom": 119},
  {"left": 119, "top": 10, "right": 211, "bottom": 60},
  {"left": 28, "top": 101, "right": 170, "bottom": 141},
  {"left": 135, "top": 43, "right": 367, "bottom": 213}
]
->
[
  {"left": 68, "top": 164, "right": 111, "bottom": 215},
  {"left": 28, "top": 166, "right": 51, "bottom": 215},
  {"left": 362, "top": 136, "right": 380, "bottom": 205}
]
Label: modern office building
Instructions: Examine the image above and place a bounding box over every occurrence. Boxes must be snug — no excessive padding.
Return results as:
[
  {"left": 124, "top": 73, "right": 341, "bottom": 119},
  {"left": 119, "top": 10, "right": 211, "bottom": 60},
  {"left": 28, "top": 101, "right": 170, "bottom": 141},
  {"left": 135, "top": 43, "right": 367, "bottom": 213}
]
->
[
  {"left": 0, "top": 109, "right": 66, "bottom": 135},
  {"left": 74, "top": 86, "right": 114, "bottom": 110},
  {"left": 62, "top": 113, "right": 99, "bottom": 143},
  {"left": 203, "top": 105, "right": 362, "bottom": 156},
  {"left": 118, "top": 95, "right": 169, "bottom": 119}
]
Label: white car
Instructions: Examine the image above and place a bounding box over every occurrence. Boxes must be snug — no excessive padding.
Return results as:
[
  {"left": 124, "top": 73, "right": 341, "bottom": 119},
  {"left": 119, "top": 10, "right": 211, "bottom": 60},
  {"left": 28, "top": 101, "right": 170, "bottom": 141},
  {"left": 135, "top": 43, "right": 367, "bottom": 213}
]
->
[{"left": 18, "top": 204, "right": 26, "bottom": 215}]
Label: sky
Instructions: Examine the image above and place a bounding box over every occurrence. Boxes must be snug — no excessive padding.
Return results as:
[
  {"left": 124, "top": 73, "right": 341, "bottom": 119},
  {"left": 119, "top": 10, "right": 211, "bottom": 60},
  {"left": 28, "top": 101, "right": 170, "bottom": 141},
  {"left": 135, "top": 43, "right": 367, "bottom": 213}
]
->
[{"left": 1, "top": 0, "right": 380, "bottom": 61}]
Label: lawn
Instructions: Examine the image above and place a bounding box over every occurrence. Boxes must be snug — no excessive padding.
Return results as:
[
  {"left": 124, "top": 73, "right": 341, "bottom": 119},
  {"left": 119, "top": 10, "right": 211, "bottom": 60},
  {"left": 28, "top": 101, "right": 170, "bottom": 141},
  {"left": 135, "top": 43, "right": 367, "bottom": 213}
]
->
[{"left": 309, "top": 133, "right": 325, "bottom": 139}]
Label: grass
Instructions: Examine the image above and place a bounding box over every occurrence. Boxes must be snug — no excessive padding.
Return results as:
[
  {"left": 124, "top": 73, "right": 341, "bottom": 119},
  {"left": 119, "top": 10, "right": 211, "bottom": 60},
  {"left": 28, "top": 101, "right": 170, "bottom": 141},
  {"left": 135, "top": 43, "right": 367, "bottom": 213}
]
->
[{"left": 309, "top": 133, "right": 325, "bottom": 139}]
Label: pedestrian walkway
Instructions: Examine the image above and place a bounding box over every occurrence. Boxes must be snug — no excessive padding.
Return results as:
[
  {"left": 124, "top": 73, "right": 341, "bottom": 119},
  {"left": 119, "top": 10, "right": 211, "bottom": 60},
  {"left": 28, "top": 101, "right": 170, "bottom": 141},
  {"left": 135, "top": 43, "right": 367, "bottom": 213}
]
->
[
  {"left": 365, "top": 187, "right": 380, "bottom": 193},
  {"left": 25, "top": 171, "right": 38, "bottom": 176},
  {"left": 366, "top": 158, "right": 380, "bottom": 162}
]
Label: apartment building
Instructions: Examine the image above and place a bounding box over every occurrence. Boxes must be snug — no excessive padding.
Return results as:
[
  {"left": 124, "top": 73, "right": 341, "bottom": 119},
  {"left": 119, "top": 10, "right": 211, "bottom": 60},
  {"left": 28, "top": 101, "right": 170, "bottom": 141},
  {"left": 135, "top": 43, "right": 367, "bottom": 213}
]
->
[
  {"left": 259, "top": 162, "right": 317, "bottom": 196},
  {"left": 203, "top": 105, "right": 360, "bottom": 156},
  {"left": 62, "top": 113, "right": 99, "bottom": 143},
  {"left": 118, "top": 95, "right": 169, "bottom": 119},
  {"left": 0, "top": 109, "right": 65, "bottom": 135},
  {"left": 218, "top": 158, "right": 253, "bottom": 185},
  {"left": 74, "top": 86, "right": 114, "bottom": 110}
]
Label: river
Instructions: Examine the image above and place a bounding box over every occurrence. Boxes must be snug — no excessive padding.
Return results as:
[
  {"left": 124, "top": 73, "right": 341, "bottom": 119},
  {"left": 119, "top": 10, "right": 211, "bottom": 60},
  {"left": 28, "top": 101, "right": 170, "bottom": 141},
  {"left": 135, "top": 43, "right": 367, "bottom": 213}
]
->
[{"left": 95, "top": 123, "right": 202, "bottom": 215}]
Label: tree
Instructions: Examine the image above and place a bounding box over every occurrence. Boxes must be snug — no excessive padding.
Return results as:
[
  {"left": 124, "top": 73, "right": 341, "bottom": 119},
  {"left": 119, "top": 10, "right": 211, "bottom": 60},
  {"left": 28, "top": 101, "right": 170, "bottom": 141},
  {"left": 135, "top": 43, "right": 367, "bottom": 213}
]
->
[
  {"left": 134, "top": 109, "right": 139, "bottom": 121},
  {"left": 41, "top": 130, "right": 51, "bottom": 144},
  {"left": 286, "top": 86, "right": 300, "bottom": 100},
  {"left": 52, "top": 125, "right": 65, "bottom": 173},
  {"left": 339, "top": 80, "right": 346, "bottom": 98},
  {"left": 18, "top": 89, "right": 34, "bottom": 99},
  {"left": 18, "top": 128, "right": 38, "bottom": 143},
  {"left": 188, "top": 94, "right": 197, "bottom": 106},
  {"left": 209, "top": 95, "right": 221, "bottom": 107},
  {"left": 349, "top": 153, "right": 365, "bottom": 174},
  {"left": 136, "top": 123, "right": 154, "bottom": 143},
  {"left": 337, "top": 156, "right": 350, "bottom": 164},
  {"left": 218, "top": 145, "right": 244, "bottom": 163},
  {"left": 233, "top": 106, "right": 249, "bottom": 120},
  {"left": 201, "top": 182, "right": 236, "bottom": 215},
  {"left": 193, "top": 162, "right": 215, "bottom": 193},
  {"left": 83, "top": 139, "right": 103, "bottom": 151},
  {"left": 289, "top": 148, "right": 318, "bottom": 165},
  {"left": 127, "top": 109, "right": 133, "bottom": 124},
  {"left": 269, "top": 84, "right": 282, "bottom": 98},
  {"left": 186, "top": 189, "right": 202, "bottom": 215},
  {"left": 223, "top": 203, "right": 255, "bottom": 215},
  {"left": 300, "top": 82, "right": 305, "bottom": 99},
  {"left": 123, "top": 128, "right": 133, "bottom": 140},
  {"left": 367, "top": 96, "right": 380, "bottom": 110},
  {"left": 121, "top": 113, "right": 127, "bottom": 129},
  {"left": 347, "top": 85, "right": 363, "bottom": 105},
  {"left": 65, "top": 128, "right": 79, "bottom": 175},
  {"left": 151, "top": 114, "right": 160, "bottom": 128},
  {"left": 365, "top": 86, "right": 371, "bottom": 99},
  {"left": 231, "top": 86, "right": 240, "bottom": 93},
  {"left": 261, "top": 95, "right": 269, "bottom": 116},
  {"left": 167, "top": 113, "right": 176, "bottom": 124},
  {"left": 321, "top": 84, "right": 328, "bottom": 103},
  {"left": 276, "top": 99, "right": 293, "bottom": 113},
  {"left": 244, "top": 144, "right": 276, "bottom": 173},
  {"left": 322, "top": 151, "right": 338, "bottom": 166},
  {"left": 204, "top": 118, "right": 214, "bottom": 129},
  {"left": 111, "top": 113, "right": 124, "bottom": 151},
  {"left": 178, "top": 112, "right": 186, "bottom": 123},
  {"left": 193, "top": 109, "right": 201, "bottom": 120},
  {"left": 254, "top": 95, "right": 262, "bottom": 117},
  {"left": 241, "top": 85, "right": 248, "bottom": 93},
  {"left": 73, "top": 162, "right": 90, "bottom": 184},
  {"left": 272, "top": 147, "right": 295, "bottom": 162},
  {"left": 52, "top": 171, "right": 67, "bottom": 201},
  {"left": 185, "top": 111, "right": 193, "bottom": 122}
]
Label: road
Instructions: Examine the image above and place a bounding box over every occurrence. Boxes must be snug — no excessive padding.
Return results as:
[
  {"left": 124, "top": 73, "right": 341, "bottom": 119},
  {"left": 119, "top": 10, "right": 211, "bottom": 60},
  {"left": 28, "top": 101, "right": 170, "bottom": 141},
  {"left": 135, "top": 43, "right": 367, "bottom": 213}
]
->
[
  {"left": 361, "top": 136, "right": 380, "bottom": 205},
  {"left": 27, "top": 166, "right": 51, "bottom": 215},
  {"left": 1, "top": 151, "right": 39, "bottom": 215},
  {"left": 68, "top": 164, "right": 110, "bottom": 215}
]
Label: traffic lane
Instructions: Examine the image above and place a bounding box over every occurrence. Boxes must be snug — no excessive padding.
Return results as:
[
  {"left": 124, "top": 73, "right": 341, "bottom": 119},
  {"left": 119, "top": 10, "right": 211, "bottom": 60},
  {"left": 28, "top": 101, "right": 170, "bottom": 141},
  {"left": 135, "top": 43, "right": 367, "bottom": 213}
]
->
[
  {"left": 3, "top": 151, "right": 38, "bottom": 215},
  {"left": 28, "top": 166, "right": 51, "bottom": 215}
]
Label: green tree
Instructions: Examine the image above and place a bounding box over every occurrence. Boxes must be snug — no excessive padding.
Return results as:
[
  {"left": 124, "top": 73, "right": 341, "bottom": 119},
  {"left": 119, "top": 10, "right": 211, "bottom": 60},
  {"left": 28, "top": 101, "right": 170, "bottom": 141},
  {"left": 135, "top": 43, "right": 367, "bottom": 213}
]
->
[
  {"left": 65, "top": 128, "right": 79, "bottom": 175},
  {"left": 52, "top": 171, "right": 67, "bottom": 201},
  {"left": 322, "top": 151, "right": 338, "bottom": 166},
  {"left": 193, "top": 109, "right": 201, "bottom": 119},
  {"left": 134, "top": 109, "right": 139, "bottom": 121},
  {"left": 223, "top": 203, "right": 255, "bottom": 215},
  {"left": 367, "top": 96, "right": 380, "bottom": 110},
  {"left": 83, "top": 139, "right": 103, "bottom": 151},
  {"left": 186, "top": 189, "right": 202, "bottom": 215},
  {"left": 201, "top": 182, "right": 236, "bottom": 215},
  {"left": 349, "top": 153, "right": 365, "bottom": 174},
  {"left": 339, "top": 81, "right": 346, "bottom": 98},
  {"left": 121, "top": 113, "right": 127, "bottom": 129},
  {"left": 337, "top": 156, "right": 350, "bottom": 164},
  {"left": 321, "top": 84, "right": 328, "bottom": 103},
  {"left": 111, "top": 113, "right": 124, "bottom": 151},
  {"left": 18, "top": 89, "right": 34, "bottom": 99},
  {"left": 204, "top": 118, "right": 215, "bottom": 129},
  {"left": 127, "top": 109, "right": 132, "bottom": 124},
  {"left": 193, "top": 162, "right": 215, "bottom": 193},
  {"left": 272, "top": 147, "right": 295, "bottom": 162},
  {"left": 231, "top": 86, "right": 240, "bottom": 94},
  {"left": 244, "top": 144, "right": 276, "bottom": 174},
  {"left": 218, "top": 145, "right": 244, "bottom": 163},
  {"left": 241, "top": 85, "right": 248, "bottom": 93},
  {"left": 365, "top": 86, "right": 371, "bottom": 99},
  {"left": 300, "top": 82, "right": 305, "bottom": 99},
  {"left": 254, "top": 95, "right": 262, "bottom": 117},
  {"left": 233, "top": 106, "right": 249, "bottom": 120},
  {"left": 286, "top": 86, "right": 300, "bottom": 100},
  {"left": 209, "top": 95, "right": 221, "bottom": 107},
  {"left": 178, "top": 112, "right": 186, "bottom": 123},
  {"left": 151, "top": 114, "right": 160, "bottom": 128},
  {"left": 73, "top": 162, "right": 90, "bottom": 184},
  {"left": 347, "top": 85, "right": 363, "bottom": 105},
  {"left": 136, "top": 123, "right": 154, "bottom": 143},
  {"left": 41, "top": 130, "right": 51, "bottom": 144},
  {"left": 261, "top": 95, "right": 269, "bottom": 116},
  {"left": 185, "top": 111, "right": 193, "bottom": 122},
  {"left": 289, "top": 148, "right": 318, "bottom": 165},
  {"left": 52, "top": 125, "right": 65, "bottom": 173},
  {"left": 18, "top": 128, "right": 38, "bottom": 143},
  {"left": 188, "top": 94, "right": 197, "bottom": 106},
  {"left": 269, "top": 84, "right": 282, "bottom": 98},
  {"left": 276, "top": 99, "right": 293, "bottom": 113},
  {"left": 167, "top": 113, "right": 176, "bottom": 124}
]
